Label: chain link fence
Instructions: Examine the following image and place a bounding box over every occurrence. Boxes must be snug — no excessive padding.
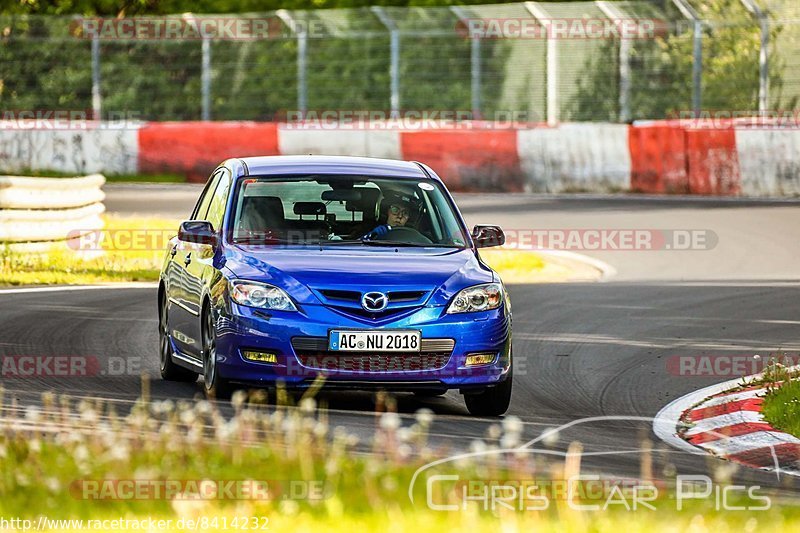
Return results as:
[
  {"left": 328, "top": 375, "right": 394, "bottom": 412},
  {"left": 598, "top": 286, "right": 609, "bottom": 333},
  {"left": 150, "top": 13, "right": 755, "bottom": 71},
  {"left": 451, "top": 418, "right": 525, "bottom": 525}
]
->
[{"left": 1, "top": 0, "right": 798, "bottom": 123}]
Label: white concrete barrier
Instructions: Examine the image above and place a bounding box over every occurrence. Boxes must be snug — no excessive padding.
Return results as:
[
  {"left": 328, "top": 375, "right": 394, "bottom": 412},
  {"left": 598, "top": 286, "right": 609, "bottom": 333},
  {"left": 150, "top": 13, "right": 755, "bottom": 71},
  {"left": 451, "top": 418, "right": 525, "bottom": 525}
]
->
[
  {"left": 0, "top": 126, "right": 138, "bottom": 175},
  {"left": 0, "top": 174, "right": 106, "bottom": 246},
  {"left": 278, "top": 128, "right": 401, "bottom": 159},
  {"left": 735, "top": 129, "right": 800, "bottom": 196},
  {"left": 517, "top": 123, "right": 631, "bottom": 192}
]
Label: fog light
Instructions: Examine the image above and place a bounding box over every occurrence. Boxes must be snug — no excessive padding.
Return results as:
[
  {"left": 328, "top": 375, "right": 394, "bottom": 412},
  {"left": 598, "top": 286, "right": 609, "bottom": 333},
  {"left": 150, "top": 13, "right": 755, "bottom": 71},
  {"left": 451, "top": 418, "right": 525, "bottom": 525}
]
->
[
  {"left": 465, "top": 353, "right": 496, "bottom": 366},
  {"left": 242, "top": 350, "right": 278, "bottom": 364}
]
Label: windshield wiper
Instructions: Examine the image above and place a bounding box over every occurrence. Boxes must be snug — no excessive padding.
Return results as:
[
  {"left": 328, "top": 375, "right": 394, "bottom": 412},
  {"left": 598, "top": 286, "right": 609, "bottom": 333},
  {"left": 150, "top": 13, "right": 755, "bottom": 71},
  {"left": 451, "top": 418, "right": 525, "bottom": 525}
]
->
[
  {"left": 359, "top": 239, "right": 433, "bottom": 247},
  {"left": 316, "top": 239, "right": 366, "bottom": 245}
]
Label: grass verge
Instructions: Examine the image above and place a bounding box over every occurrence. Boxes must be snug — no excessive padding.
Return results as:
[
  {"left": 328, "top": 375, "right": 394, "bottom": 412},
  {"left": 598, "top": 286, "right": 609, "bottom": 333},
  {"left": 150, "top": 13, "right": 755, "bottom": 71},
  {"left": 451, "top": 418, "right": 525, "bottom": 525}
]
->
[
  {"left": 761, "top": 362, "right": 800, "bottom": 437},
  {"left": 0, "top": 216, "right": 180, "bottom": 285},
  {"left": 1, "top": 387, "right": 798, "bottom": 531},
  {"left": 1, "top": 218, "right": 563, "bottom": 286}
]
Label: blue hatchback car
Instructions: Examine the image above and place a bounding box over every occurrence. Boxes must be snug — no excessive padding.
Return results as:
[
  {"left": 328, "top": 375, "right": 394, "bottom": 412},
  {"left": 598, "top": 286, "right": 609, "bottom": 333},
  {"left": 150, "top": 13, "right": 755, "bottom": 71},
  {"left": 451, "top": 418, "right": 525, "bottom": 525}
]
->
[{"left": 158, "top": 156, "right": 512, "bottom": 416}]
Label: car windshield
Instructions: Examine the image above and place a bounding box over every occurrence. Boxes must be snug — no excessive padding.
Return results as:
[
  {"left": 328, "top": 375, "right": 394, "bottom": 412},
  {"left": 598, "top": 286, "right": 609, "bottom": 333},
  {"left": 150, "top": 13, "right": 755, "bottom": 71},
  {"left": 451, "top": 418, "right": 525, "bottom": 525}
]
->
[{"left": 229, "top": 175, "right": 468, "bottom": 247}]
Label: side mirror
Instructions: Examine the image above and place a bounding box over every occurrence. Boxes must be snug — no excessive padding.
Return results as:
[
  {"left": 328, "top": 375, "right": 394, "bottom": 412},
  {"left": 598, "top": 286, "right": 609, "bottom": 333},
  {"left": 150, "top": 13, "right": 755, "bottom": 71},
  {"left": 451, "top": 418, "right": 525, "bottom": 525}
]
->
[
  {"left": 472, "top": 225, "right": 505, "bottom": 248},
  {"left": 178, "top": 220, "right": 217, "bottom": 246}
]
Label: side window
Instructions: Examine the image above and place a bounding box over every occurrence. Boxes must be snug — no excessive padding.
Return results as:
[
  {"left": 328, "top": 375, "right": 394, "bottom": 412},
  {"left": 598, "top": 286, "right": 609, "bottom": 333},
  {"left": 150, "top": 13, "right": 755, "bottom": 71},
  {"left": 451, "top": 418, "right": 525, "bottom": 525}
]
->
[
  {"left": 205, "top": 171, "right": 232, "bottom": 231},
  {"left": 191, "top": 170, "right": 223, "bottom": 220}
]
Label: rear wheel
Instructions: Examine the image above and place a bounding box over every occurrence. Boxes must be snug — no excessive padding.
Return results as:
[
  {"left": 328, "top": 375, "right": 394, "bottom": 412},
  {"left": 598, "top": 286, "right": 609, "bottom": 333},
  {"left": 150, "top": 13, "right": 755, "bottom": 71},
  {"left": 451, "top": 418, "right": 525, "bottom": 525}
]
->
[
  {"left": 464, "top": 366, "right": 513, "bottom": 416},
  {"left": 159, "top": 291, "right": 197, "bottom": 382},
  {"left": 202, "top": 304, "right": 233, "bottom": 399}
]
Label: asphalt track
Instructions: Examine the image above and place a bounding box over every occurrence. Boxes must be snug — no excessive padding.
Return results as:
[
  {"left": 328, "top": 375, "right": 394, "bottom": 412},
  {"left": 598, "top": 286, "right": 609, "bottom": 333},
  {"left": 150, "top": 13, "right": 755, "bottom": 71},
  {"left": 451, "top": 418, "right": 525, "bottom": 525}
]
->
[{"left": 3, "top": 185, "right": 800, "bottom": 492}]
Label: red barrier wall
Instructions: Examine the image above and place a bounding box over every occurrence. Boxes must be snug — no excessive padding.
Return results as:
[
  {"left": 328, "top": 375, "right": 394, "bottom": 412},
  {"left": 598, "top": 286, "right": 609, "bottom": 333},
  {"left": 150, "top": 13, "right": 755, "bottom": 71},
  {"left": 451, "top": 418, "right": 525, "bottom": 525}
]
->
[
  {"left": 138, "top": 122, "right": 280, "bottom": 182},
  {"left": 399, "top": 130, "right": 523, "bottom": 192},
  {"left": 628, "top": 122, "right": 688, "bottom": 193},
  {"left": 131, "top": 120, "right": 743, "bottom": 195},
  {"left": 684, "top": 127, "right": 740, "bottom": 195}
]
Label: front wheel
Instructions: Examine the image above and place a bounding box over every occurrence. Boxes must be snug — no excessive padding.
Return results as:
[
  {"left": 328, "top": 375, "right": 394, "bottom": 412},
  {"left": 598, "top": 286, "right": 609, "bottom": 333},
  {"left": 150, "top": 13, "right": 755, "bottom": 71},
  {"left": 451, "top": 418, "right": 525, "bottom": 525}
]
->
[
  {"left": 464, "top": 367, "right": 513, "bottom": 416},
  {"left": 202, "top": 305, "right": 233, "bottom": 399}
]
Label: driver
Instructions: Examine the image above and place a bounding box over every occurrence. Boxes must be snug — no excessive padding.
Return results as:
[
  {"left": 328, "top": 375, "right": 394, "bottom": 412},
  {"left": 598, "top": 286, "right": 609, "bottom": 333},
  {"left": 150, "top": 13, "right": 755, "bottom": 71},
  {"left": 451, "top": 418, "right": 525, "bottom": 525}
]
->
[{"left": 363, "top": 189, "right": 419, "bottom": 240}]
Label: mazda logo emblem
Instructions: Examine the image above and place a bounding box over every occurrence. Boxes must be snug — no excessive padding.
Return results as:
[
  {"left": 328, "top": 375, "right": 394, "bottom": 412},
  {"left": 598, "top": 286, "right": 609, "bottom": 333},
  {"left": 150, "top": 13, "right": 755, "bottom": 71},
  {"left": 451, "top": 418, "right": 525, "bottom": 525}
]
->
[{"left": 361, "top": 291, "right": 388, "bottom": 312}]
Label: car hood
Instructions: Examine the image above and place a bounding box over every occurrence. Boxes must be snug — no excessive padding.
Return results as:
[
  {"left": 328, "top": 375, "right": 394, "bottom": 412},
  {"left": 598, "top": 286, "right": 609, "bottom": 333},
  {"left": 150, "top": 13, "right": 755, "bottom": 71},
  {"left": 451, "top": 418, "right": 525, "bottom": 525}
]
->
[{"left": 223, "top": 245, "right": 494, "bottom": 306}]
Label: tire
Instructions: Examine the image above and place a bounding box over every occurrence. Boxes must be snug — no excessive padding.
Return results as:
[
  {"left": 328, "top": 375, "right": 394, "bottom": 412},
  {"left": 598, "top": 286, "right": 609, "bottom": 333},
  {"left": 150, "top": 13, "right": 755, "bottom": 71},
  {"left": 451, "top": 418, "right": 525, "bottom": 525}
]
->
[
  {"left": 464, "top": 366, "right": 513, "bottom": 416},
  {"left": 201, "top": 303, "right": 233, "bottom": 399},
  {"left": 159, "top": 290, "right": 198, "bottom": 382}
]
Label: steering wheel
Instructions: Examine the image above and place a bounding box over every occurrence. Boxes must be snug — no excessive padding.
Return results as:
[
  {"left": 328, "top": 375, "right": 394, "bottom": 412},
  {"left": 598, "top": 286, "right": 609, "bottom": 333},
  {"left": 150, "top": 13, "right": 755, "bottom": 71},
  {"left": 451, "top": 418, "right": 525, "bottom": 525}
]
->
[{"left": 380, "top": 226, "right": 433, "bottom": 244}]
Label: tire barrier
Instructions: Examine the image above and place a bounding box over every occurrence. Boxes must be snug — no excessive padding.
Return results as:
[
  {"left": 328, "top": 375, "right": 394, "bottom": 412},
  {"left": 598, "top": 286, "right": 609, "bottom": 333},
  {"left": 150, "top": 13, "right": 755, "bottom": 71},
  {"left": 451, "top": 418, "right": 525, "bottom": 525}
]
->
[{"left": 0, "top": 174, "right": 105, "bottom": 249}]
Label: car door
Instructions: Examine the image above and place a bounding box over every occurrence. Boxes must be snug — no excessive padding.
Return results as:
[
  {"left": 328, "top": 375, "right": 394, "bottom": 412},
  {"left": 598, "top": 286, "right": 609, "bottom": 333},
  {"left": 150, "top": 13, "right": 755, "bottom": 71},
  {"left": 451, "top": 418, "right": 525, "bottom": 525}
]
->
[
  {"left": 168, "top": 170, "right": 222, "bottom": 356},
  {"left": 183, "top": 168, "right": 232, "bottom": 357}
]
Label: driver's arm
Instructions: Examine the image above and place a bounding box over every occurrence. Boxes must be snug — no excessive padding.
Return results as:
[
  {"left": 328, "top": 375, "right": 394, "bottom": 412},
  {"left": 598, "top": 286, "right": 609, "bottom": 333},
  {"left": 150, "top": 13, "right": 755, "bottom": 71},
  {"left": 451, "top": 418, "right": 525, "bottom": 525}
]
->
[{"left": 362, "top": 224, "right": 391, "bottom": 239}]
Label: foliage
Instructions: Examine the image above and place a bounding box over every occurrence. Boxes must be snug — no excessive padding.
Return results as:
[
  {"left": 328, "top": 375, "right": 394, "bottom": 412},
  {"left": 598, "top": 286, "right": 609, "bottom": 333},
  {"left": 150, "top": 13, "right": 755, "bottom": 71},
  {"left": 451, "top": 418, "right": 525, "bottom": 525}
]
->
[{"left": 569, "top": 0, "right": 791, "bottom": 120}]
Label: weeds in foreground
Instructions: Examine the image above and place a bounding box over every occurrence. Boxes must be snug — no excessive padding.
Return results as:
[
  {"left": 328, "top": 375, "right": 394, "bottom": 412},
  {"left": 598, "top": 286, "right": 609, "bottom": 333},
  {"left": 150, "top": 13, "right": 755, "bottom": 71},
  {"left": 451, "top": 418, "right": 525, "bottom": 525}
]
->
[{"left": 1, "top": 385, "right": 798, "bottom": 531}]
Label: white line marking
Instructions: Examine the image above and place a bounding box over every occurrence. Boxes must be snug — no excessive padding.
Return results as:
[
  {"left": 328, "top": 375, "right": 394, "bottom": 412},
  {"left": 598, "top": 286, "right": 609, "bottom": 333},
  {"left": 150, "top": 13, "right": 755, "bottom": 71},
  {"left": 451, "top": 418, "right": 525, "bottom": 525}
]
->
[{"left": 0, "top": 283, "right": 157, "bottom": 294}]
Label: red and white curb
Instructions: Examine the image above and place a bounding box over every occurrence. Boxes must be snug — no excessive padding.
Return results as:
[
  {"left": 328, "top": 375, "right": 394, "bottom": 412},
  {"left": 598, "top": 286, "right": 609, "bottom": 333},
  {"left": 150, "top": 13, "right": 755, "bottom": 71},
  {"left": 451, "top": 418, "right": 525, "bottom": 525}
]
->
[{"left": 654, "top": 373, "right": 800, "bottom": 477}]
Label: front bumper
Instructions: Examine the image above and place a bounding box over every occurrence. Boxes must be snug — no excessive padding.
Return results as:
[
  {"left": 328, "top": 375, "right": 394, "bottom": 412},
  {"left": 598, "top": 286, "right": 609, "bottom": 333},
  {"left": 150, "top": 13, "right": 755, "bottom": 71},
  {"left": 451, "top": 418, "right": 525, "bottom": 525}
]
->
[{"left": 213, "top": 301, "right": 512, "bottom": 390}]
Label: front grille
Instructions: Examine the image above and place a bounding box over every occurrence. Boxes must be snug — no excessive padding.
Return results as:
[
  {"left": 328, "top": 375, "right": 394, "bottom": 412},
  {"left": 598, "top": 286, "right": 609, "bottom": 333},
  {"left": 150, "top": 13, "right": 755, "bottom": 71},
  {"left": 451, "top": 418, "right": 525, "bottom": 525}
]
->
[
  {"left": 319, "top": 289, "right": 361, "bottom": 302},
  {"left": 292, "top": 337, "right": 455, "bottom": 373}
]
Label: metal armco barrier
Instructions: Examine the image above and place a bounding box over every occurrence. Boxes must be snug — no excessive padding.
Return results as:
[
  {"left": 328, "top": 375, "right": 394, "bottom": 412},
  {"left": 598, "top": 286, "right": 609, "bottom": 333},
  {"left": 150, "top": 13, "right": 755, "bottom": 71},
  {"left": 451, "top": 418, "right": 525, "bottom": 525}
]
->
[{"left": 0, "top": 174, "right": 106, "bottom": 246}]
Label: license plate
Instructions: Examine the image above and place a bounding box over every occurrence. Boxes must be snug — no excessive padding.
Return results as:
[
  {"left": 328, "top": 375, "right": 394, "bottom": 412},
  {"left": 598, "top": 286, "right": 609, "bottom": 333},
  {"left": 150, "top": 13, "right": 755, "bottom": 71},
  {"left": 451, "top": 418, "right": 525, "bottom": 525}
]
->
[{"left": 329, "top": 330, "right": 421, "bottom": 352}]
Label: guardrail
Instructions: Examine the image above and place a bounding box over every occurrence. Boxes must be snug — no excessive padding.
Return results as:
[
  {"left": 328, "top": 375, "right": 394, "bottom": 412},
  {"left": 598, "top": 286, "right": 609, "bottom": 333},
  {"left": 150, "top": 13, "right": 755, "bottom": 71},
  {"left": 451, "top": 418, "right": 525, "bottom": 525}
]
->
[{"left": 0, "top": 174, "right": 106, "bottom": 251}]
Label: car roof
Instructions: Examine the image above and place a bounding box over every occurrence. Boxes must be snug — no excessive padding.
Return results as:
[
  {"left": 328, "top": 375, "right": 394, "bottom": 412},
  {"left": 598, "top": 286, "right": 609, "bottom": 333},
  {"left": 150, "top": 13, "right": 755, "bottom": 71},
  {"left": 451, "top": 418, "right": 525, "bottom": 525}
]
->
[{"left": 234, "top": 155, "right": 432, "bottom": 180}]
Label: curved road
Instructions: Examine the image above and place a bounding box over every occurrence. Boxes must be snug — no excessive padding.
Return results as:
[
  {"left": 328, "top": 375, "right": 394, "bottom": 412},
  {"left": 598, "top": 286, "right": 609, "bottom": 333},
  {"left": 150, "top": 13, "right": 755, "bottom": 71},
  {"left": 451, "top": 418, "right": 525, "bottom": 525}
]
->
[{"left": 2, "top": 188, "right": 799, "bottom": 491}]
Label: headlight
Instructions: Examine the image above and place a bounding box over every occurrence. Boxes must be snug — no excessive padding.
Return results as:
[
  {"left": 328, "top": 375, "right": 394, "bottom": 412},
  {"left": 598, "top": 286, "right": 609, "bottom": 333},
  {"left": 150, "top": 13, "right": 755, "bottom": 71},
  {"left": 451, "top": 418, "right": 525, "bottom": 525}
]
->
[
  {"left": 230, "top": 280, "right": 297, "bottom": 311},
  {"left": 446, "top": 283, "right": 503, "bottom": 314}
]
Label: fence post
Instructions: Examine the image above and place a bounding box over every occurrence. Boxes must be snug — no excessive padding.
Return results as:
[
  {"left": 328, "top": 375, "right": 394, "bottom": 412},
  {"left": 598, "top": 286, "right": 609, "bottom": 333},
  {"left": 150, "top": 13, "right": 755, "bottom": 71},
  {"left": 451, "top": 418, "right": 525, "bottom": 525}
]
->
[
  {"left": 451, "top": 6, "right": 482, "bottom": 118},
  {"left": 201, "top": 36, "right": 212, "bottom": 121},
  {"left": 91, "top": 34, "right": 102, "bottom": 120},
  {"left": 670, "top": 0, "right": 702, "bottom": 117},
  {"left": 692, "top": 20, "right": 703, "bottom": 117},
  {"left": 740, "top": 0, "right": 769, "bottom": 113},
  {"left": 596, "top": 1, "right": 630, "bottom": 122},
  {"left": 372, "top": 6, "right": 400, "bottom": 118},
  {"left": 277, "top": 10, "right": 308, "bottom": 116},
  {"left": 297, "top": 31, "right": 308, "bottom": 116},
  {"left": 526, "top": 2, "right": 558, "bottom": 125}
]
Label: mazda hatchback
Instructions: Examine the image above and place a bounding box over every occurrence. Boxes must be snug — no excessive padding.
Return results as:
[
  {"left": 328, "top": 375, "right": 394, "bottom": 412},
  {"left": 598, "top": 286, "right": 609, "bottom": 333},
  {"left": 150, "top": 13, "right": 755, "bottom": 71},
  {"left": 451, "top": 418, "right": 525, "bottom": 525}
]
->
[{"left": 158, "top": 156, "right": 512, "bottom": 416}]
